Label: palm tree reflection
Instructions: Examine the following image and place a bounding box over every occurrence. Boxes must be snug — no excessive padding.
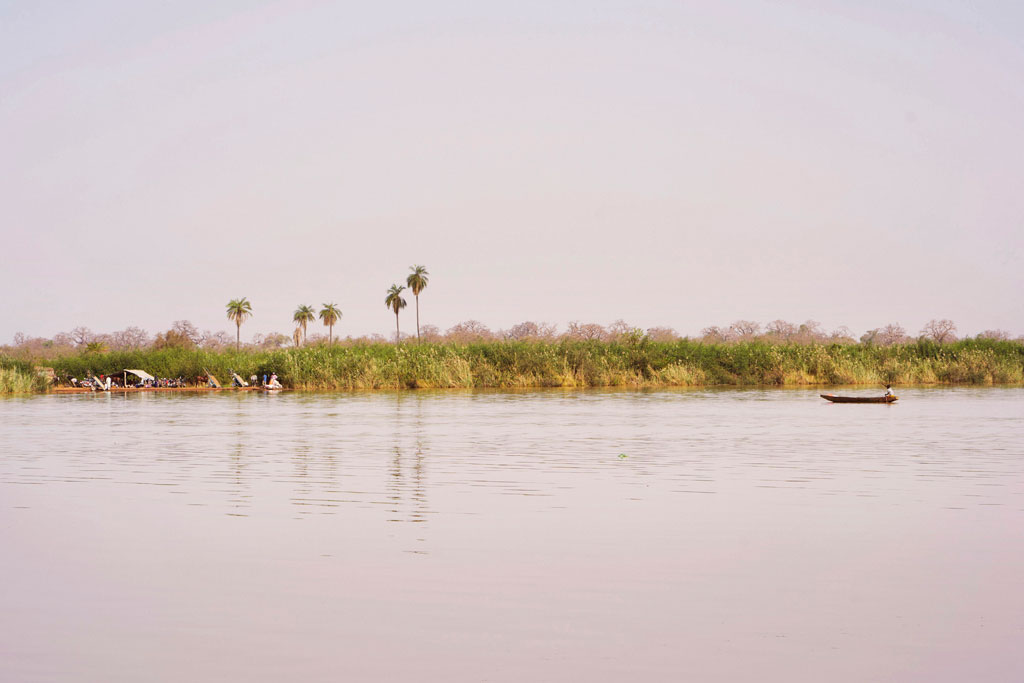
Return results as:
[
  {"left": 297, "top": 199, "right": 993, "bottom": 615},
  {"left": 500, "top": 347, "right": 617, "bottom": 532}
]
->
[{"left": 387, "top": 395, "right": 430, "bottom": 552}]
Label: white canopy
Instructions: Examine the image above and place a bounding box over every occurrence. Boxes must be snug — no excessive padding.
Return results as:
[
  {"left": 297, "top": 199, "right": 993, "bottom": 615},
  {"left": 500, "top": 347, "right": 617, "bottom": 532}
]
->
[{"left": 124, "top": 369, "right": 155, "bottom": 381}]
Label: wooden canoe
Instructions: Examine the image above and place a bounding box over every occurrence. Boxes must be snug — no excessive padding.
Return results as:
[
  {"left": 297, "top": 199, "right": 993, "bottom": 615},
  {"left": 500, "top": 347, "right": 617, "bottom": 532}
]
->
[
  {"left": 821, "top": 394, "right": 897, "bottom": 403},
  {"left": 52, "top": 386, "right": 261, "bottom": 394}
]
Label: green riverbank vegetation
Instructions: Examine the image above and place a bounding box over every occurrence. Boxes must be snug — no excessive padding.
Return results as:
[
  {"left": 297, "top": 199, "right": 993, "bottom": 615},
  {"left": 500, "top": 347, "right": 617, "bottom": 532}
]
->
[
  {"left": 0, "top": 358, "right": 50, "bottom": 394},
  {"left": 5, "top": 258, "right": 1021, "bottom": 396},
  {"left": 4, "top": 335, "right": 1022, "bottom": 393}
]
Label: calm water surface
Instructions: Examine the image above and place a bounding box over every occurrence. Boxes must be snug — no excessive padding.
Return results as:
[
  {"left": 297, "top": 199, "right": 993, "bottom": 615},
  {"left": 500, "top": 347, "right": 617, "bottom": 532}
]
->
[{"left": 2, "top": 387, "right": 1023, "bottom": 682}]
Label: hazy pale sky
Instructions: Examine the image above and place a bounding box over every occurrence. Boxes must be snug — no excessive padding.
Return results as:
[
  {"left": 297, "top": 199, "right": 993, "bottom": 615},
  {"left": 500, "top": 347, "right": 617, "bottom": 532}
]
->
[{"left": 2, "top": 0, "right": 1023, "bottom": 341}]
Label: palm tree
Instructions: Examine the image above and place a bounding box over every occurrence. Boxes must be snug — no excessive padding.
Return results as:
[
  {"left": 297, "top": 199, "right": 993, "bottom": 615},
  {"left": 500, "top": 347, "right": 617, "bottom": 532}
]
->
[
  {"left": 319, "top": 303, "right": 342, "bottom": 344},
  {"left": 226, "top": 297, "right": 253, "bottom": 351},
  {"left": 384, "top": 284, "right": 407, "bottom": 343},
  {"left": 293, "top": 304, "right": 315, "bottom": 345},
  {"left": 85, "top": 340, "right": 108, "bottom": 354},
  {"left": 405, "top": 265, "right": 429, "bottom": 342}
]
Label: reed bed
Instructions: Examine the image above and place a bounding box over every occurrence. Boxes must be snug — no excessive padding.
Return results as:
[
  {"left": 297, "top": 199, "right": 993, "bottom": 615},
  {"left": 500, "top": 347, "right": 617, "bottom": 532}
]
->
[
  {"left": 14, "top": 338, "right": 1023, "bottom": 393},
  {"left": 0, "top": 357, "right": 47, "bottom": 394}
]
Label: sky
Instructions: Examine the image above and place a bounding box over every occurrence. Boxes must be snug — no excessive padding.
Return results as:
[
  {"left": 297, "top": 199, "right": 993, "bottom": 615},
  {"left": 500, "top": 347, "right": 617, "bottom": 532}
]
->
[{"left": 2, "top": 0, "right": 1023, "bottom": 342}]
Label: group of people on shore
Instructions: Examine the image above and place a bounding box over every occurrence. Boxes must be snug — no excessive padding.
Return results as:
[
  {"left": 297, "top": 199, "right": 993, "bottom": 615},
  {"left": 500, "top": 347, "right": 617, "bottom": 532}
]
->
[
  {"left": 65, "top": 374, "right": 187, "bottom": 390},
  {"left": 53, "top": 368, "right": 288, "bottom": 391},
  {"left": 61, "top": 371, "right": 285, "bottom": 390}
]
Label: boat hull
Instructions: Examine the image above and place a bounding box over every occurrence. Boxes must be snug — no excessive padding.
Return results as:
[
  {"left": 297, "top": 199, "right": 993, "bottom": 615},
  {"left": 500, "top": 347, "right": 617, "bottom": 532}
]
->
[
  {"left": 821, "top": 394, "right": 897, "bottom": 403},
  {"left": 52, "top": 386, "right": 261, "bottom": 394}
]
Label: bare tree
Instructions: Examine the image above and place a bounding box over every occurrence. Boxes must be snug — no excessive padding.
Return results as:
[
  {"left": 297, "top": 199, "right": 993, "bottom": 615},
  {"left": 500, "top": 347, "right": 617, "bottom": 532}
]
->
[
  {"left": 765, "top": 320, "right": 797, "bottom": 341},
  {"left": 259, "top": 333, "right": 291, "bottom": 349},
  {"left": 505, "top": 321, "right": 539, "bottom": 340},
  {"left": 152, "top": 328, "right": 197, "bottom": 349},
  {"left": 793, "top": 320, "right": 826, "bottom": 344},
  {"left": 202, "top": 331, "right": 233, "bottom": 350},
  {"left": 700, "top": 326, "right": 731, "bottom": 343},
  {"left": 109, "top": 327, "right": 150, "bottom": 351},
  {"left": 419, "top": 324, "right": 443, "bottom": 343},
  {"left": 876, "top": 323, "right": 909, "bottom": 346},
  {"left": 829, "top": 326, "right": 856, "bottom": 344},
  {"left": 446, "top": 320, "right": 494, "bottom": 343},
  {"left": 977, "top": 329, "right": 1010, "bottom": 341},
  {"left": 69, "top": 326, "right": 94, "bottom": 347},
  {"left": 645, "top": 327, "right": 679, "bottom": 342},
  {"left": 728, "top": 320, "right": 761, "bottom": 340},
  {"left": 52, "top": 332, "right": 75, "bottom": 348},
  {"left": 505, "top": 321, "right": 558, "bottom": 341},
  {"left": 8, "top": 332, "right": 73, "bottom": 359},
  {"left": 172, "top": 320, "right": 204, "bottom": 346},
  {"left": 606, "top": 319, "right": 634, "bottom": 340},
  {"left": 564, "top": 321, "right": 607, "bottom": 341},
  {"left": 920, "top": 319, "right": 957, "bottom": 344}
]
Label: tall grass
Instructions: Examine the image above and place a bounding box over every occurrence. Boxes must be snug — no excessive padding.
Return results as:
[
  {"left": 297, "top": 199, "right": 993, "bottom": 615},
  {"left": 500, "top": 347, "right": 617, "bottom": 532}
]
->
[
  {"left": 0, "top": 356, "right": 47, "bottom": 394},
  {"left": 19, "top": 338, "right": 1024, "bottom": 392}
]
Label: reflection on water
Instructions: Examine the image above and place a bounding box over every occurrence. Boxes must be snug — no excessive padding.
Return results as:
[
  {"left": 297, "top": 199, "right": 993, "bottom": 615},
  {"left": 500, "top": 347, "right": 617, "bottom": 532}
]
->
[
  {"left": 1, "top": 387, "right": 1023, "bottom": 681},
  {"left": 4, "top": 388, "right": 1021, "bottom": 518}
]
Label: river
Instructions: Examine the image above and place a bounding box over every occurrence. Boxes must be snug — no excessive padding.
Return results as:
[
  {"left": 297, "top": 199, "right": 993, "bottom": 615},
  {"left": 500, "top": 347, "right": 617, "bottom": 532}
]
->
[{"left": 2, "top": 387, "right": 1022, "bottom": 682}]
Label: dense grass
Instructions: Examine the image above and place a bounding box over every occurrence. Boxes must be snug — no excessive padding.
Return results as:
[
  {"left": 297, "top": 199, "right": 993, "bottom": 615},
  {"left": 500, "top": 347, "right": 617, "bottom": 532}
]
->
[
  {"left": 0, "top": 356, "right": 48, "bottom": 394},
  {"left": 11, "top": 338, "right": 1024, "bottom": 392}
]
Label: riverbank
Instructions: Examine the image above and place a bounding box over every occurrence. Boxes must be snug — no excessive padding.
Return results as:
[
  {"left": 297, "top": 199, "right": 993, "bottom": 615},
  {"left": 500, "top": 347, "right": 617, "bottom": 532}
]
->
[{"left": 3, "top": 338, "right": 1023, "bottom": 394}]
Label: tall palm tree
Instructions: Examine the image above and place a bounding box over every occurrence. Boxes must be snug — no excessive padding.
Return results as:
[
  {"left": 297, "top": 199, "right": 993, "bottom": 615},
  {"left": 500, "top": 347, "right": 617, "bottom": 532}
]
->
[
  {"left": 319, "top": 303, "right": 342, "bottom": 344},
  {"left": 384, "top": 284, "right": 407, "bottom": 343},
  {"left": 405, "top": 265, "right": 429, "bottom": 342},
  {"left": 293, "top": 304, "right": 315, "bottom": 345},
  {"left": 226, "top": 297, "right": 252, "bottom": 351}
]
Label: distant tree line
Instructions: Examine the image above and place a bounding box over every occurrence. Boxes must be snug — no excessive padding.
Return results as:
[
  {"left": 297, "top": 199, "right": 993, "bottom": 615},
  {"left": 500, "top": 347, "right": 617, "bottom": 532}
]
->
[
  {"left": 10, "top": 252, "right": 1015, "bottom": 357},
  {"left": 5, "top": 316, "right": 1018, "bottom": 361}
]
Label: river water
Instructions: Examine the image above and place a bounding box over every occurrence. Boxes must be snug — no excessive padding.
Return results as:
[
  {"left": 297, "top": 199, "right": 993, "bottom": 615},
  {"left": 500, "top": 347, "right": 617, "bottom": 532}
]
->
[{"left": 1, "top": 387, "right": 1022, "bottom": 682}]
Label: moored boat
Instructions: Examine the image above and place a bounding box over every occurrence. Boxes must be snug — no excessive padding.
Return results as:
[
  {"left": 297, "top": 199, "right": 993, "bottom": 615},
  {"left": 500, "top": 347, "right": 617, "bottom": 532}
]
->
[
  {"left": 52, "top": 385, "right": 260, "bottom": 394},
  {"left": 821, "top": 394, "right": 898, "bottom": 403}
]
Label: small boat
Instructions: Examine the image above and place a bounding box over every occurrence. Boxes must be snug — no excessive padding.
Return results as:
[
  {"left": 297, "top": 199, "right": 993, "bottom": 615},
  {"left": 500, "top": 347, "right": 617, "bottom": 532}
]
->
[
  {"left": 52, "top": 385, "right": 261, "bottom": 394},
  {"left": 821, "top": 394, "right": 897, "bottom": 403}
]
